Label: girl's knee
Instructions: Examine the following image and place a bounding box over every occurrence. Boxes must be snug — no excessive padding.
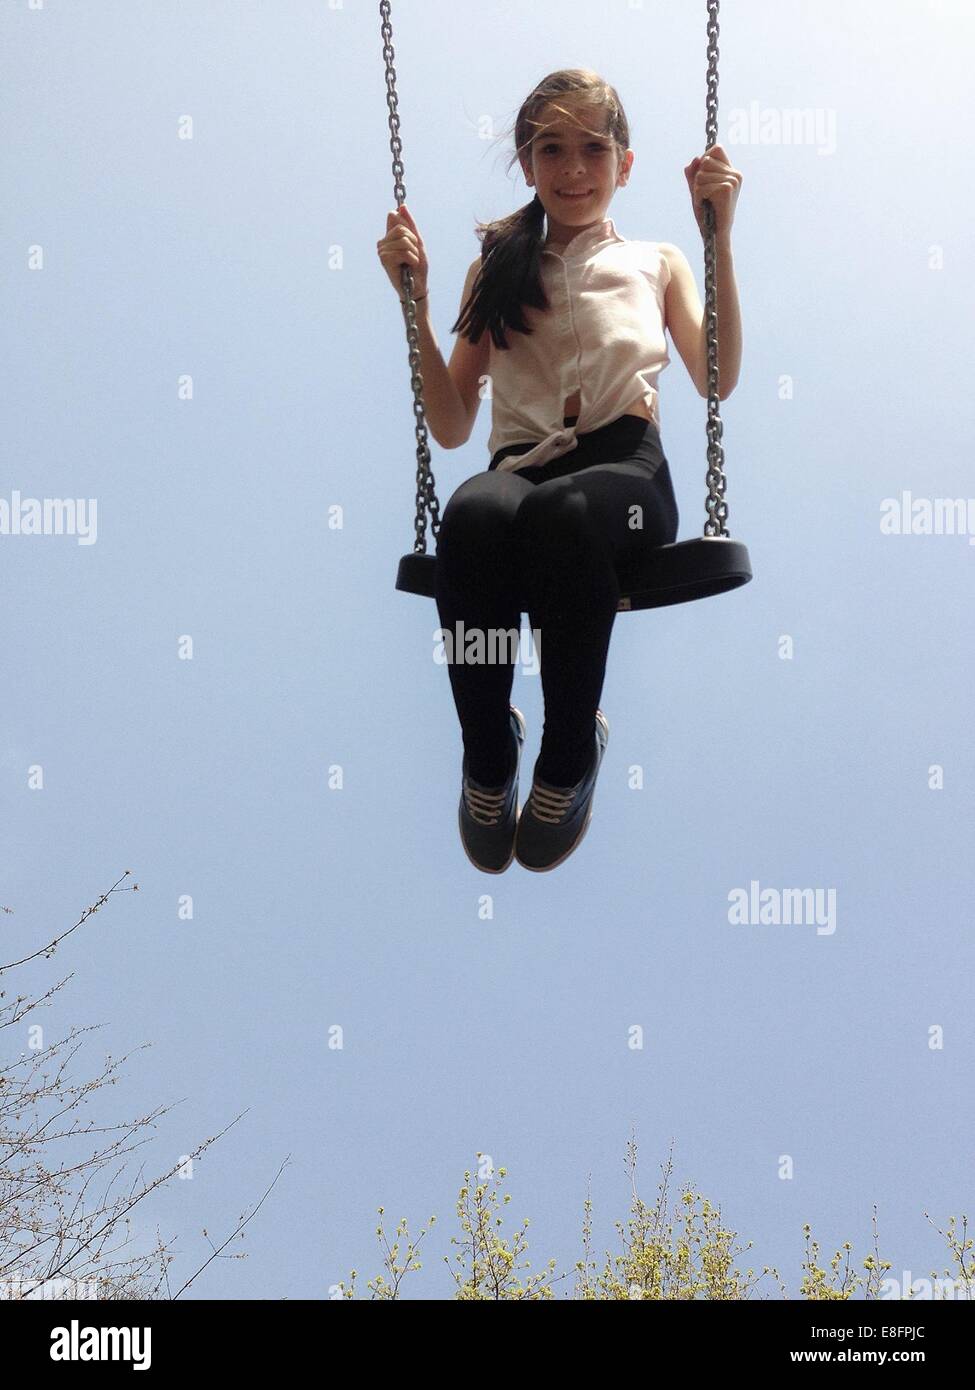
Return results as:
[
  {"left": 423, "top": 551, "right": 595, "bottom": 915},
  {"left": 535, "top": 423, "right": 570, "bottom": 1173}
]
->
[
  {"left": 439, "top": 475, "right": 521, "bottom": 558},
  {"left": 514, "top": 483, "right": 593, "bottom": 549}
]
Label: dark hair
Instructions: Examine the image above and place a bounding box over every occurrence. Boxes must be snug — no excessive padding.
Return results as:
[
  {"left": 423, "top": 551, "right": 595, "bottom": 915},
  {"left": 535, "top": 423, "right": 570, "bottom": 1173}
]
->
[{"left": 451, "top": 69, "right": 630, "bottom": 351}]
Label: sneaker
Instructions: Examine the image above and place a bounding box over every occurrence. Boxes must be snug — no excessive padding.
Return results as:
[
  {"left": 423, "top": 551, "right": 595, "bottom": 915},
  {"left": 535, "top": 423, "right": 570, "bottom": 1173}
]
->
[
  {"left": 514, "top": 710, "right": 609, "bottom": 872},
  {"left": 458, "top": 705, "right": 527, "bottom": 874}
]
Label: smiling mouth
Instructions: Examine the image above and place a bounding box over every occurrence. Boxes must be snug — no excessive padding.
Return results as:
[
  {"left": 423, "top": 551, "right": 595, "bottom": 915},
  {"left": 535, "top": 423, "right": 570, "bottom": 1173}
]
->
[{"left": 556, "top": 189, "right": 593, "bottom": 199}]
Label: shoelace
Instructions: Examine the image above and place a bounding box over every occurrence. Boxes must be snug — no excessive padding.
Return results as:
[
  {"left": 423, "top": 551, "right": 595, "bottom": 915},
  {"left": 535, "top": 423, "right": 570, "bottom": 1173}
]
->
[
  {"left": 527, "top": 777, "right": 582, "bottom": 826},
  {"left": 463, "top": 780, "right": 509, "bottom": 827}
]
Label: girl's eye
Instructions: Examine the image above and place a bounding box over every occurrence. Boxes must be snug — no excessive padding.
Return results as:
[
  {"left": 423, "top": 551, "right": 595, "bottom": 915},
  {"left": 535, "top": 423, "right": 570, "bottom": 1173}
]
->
[{"left": 542, "top": 143, "right": 607, "bottom": 153}]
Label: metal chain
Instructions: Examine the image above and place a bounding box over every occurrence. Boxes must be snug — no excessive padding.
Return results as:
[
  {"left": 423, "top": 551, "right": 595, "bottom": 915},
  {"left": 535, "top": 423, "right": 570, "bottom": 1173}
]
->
[
  {"left": 379, "top": 0, "right": 442, "bottom": 553},
  {"left": 702, "top": 0, "right": 730, "bottom": 537}
]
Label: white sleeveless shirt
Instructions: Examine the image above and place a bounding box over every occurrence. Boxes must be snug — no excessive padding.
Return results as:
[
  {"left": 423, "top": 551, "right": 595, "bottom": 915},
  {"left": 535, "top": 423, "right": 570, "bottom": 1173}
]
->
[{"left": 486, "top": 217, "right": 671, "bottom": 472}]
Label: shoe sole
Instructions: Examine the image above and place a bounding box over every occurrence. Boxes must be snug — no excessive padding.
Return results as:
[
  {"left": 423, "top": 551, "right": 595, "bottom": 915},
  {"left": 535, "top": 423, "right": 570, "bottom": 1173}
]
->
[
  {"left": 459, "top": 706, "right": 526, "bottom": 874},
  {"left": 516, "top": 710, "right": 609, "bottom": 873}
]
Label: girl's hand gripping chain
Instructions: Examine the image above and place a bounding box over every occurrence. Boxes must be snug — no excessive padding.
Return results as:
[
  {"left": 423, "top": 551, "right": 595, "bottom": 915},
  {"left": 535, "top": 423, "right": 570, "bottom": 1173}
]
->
[{"left": 684, "top": 143, "right": 742, "bottom": 240}]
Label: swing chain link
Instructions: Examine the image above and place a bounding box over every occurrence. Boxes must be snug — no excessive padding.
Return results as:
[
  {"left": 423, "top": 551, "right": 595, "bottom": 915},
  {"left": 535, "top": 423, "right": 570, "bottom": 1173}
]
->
[
  {"left": 703, "top": 0, "right": 730, "bottom": 538},
  {"left": 379, "top": 0, "right": 442, "bottom": 554}
]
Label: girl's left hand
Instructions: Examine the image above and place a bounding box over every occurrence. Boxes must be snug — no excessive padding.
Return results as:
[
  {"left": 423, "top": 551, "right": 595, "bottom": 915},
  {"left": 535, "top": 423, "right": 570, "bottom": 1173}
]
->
[{"left": 684, "top": 144, "right": 743, "bottom": 240}]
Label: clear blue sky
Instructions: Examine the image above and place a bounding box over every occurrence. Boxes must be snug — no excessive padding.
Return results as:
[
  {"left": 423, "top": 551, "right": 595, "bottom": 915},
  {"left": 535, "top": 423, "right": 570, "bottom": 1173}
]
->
[{"left": 3, "top": 0, "right": 973, "bottom": 1299}]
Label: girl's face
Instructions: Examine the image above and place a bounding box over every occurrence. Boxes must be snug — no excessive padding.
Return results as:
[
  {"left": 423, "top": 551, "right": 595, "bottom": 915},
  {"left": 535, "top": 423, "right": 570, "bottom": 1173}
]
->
[{"left": 521, "top": 104, "right": 632, "bottom": 243}]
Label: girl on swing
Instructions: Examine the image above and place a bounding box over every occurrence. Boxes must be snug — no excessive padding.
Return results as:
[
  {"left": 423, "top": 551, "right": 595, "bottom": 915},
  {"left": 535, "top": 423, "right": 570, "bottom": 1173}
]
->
[{"left": 376, "top": 69, "right": 743, "bottom": 875}]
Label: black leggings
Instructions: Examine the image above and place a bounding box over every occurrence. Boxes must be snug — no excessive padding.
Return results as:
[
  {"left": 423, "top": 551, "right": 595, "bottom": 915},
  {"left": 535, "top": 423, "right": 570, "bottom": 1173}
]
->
[{"left": 433, "top": 413, "right": 679, "bottom": 787}]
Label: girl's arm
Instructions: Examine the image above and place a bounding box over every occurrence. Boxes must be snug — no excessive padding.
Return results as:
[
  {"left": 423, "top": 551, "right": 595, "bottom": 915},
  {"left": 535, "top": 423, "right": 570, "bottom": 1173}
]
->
[
  {"left": 399, "top": 267, "right": 482, "bottom": 451},
  {"left": 660, "top": 239, "right": 742, "bottom": 401},
  {"left": 378, "top": 206, "right": 484, "bottom": 450},
  {"left": 440, "top": 258, "right": 492, "bottom": 448}
]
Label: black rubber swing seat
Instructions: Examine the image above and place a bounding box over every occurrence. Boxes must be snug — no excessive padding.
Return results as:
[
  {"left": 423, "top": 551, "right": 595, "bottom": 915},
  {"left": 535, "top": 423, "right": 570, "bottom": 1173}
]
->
[{"left": 396, "top": 533, "right": 752, "bottom": 612}]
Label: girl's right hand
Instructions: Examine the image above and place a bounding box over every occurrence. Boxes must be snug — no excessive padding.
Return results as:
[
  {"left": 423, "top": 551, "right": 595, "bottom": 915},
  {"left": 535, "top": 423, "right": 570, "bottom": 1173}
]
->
[{"left": 376, "top": 204, "right": 429, "bottom": 302}]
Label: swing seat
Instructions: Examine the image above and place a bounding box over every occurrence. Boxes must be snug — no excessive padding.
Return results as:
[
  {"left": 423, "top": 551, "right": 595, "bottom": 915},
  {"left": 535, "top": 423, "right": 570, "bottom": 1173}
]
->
[
  {"left": 614, "top": 535, "right": 752, "bottom": 610},
  {"left": 396, "top": 534, "right": 752, "bottom": 612}
]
